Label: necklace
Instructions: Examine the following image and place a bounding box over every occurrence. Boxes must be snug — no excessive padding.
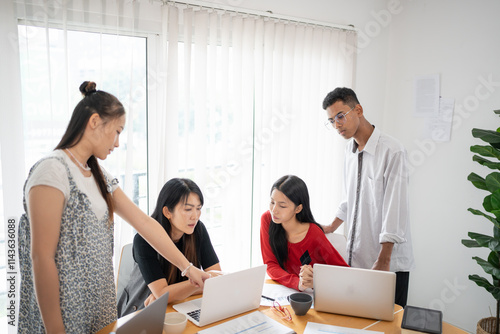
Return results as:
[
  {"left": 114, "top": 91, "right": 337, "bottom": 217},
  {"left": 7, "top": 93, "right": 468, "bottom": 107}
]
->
[{"left": 65, "top": 148, "right": 91, "bottom": 171}]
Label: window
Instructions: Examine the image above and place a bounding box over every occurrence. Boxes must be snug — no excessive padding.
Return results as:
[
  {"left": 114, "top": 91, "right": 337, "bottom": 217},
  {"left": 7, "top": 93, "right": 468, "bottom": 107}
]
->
[
  {"left": 11, "top": 1, "right": 355, "bottom": 284},
  {"left": 4, "top": 2, "right": 355, "bottom": 331},
  {"left": 154, "top": 8, "right": 355, "bottom": 271},
  {"left": 173, "top": 39, "right": 251, "bottom": 269},
  {"left": 17, "top": 24, "right": 148, "bottom": 266}
]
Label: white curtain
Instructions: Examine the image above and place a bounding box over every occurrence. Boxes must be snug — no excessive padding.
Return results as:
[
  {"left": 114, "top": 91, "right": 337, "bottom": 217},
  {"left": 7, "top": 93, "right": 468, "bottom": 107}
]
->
[
  {"left": 251, "top": 21, "right": 357, "bottom": 263},
  {"left": 4, "top": 0, "right": 356, "bottom": 280},
  {"left": 151, "top": 6, "right": 257, "bottom": 271},
  {"left": 152, "top": 3, "right": 357, "bottom": 270},
  {"left": 1, "top": 3, "right": 25, "bottom": 331},
  {"left": 10, "top": 0, "right": 149, "bottom": 274}
]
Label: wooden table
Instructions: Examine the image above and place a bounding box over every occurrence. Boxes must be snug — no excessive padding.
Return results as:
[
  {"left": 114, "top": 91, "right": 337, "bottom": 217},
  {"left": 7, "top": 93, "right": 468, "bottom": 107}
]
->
[{"left": 98, "top": 283, "right": 469, "bottom": 334}]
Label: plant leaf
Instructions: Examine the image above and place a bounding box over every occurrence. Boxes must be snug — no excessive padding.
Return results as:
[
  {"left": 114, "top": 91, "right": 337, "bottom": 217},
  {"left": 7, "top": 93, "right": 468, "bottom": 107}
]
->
[
  {"left": 484, "top": 194, "right": 493, "bottom": 212},
  {"left": 495, "top": 277, "right": 500, "bottom": 287},
  {"left": 462, "top": 239, "right": 480, "bottom": 248},
  {"left": 486, "top": 172, "right": 500, "bottom": 193},
  {"left": 471, "top": 145, "right": 500, "bottom": 160},
  {"left": 473, "top": 155, "right": 500, "bottom": 170},
  {"left": 468, "top": 232, "right": 494, "bottom": 247},
  {"left": 492, "top": 190, "right": 500, "bottom": 209},
  {"left": 473, "top": 256, "right": 500, "bottom": 279},
  {"left": 468, "top": 208, "right": 500, "bottom": 229},
  {"left": 490, "top": 239, "right": 500, "bottom": 252},
  {"left": 489, "top": 251, "right": 500, "bottom": 270},
  {"left": 468, "top": 172, "right": 488, "bottom": 191},
  {"left": 467, "top": 232, "right": 500, "bottom": 252},
  {"left": 469, "top": 274, "right": 500, "bottom": 300},
  {"left": 494, "top": 109, "right": 500, "bottom": 115},
  {"left": 486, "top": 191, "right": 500, "bottom": 220},
  {"left": 473, "top": 128, "right": 500, "bottom": 144}
]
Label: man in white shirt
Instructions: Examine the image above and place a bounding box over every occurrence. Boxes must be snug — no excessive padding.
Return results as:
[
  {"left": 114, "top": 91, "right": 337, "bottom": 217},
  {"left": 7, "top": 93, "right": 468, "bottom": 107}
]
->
[{"left": 322, "top": 87, "right": 415, "bottom": 307}]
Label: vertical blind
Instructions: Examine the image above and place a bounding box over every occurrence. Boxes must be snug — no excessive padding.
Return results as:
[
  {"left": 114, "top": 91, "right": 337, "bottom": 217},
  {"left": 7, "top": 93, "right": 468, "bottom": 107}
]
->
[
  {"left": 5, "top": 0, "right": 357, "bottom": 274},
  {"left": 150, "top": 2, "right": 357, "bottom": 269}
]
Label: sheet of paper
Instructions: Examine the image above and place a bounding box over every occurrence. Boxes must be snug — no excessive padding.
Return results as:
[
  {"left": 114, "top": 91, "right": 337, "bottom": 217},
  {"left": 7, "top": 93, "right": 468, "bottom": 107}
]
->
[
  {"left": 260, "top": 283, "right": 313, "bottom": 306},
  {"left": 303, "top": 322, "right": 383, "bottom": 334},
  {"left": 423, "top": 97, "right": 454, "bottom": 142},
  {"left": 197, "top": 311, "right": 295, "bottom": 334},
  {"left": 414, "top": 74, "right": 440, "bottom": 117}
]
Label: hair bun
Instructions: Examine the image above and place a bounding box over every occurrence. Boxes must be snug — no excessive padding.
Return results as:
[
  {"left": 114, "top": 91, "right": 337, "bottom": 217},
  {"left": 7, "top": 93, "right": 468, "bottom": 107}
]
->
[{"left": 79, "top": 81, "right": 97, "bottom": 96}]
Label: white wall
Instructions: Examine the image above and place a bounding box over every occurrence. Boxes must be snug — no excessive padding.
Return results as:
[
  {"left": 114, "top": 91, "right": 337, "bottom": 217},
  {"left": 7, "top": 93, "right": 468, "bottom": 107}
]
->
[
  {"left": 211, "top": 0, "right": 500, "bottom": 332},
  {"left": 384, "top": 0, "right": 500, "bottom": 332}
]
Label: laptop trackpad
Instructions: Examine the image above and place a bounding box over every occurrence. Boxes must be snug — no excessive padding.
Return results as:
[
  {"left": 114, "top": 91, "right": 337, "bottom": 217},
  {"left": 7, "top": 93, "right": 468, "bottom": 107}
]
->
[{"left": 174, "top": 298, "right": 202, "bottom": 315}]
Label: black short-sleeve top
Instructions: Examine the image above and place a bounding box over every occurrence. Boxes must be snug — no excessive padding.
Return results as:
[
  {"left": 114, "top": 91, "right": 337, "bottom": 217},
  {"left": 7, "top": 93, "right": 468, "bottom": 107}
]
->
[{"left": 133, "top": 221, "right": 219, "bottom": 285}]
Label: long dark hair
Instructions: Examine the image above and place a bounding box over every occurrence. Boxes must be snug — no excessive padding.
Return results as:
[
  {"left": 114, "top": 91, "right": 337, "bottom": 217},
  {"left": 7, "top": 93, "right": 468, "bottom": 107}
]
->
[
  {"left": 268, "top": 175, "right": 323, "bottom": 269},
  {"left": 55, "top": 81, "right": 125, "bottom": 222},
  {"left": 152, "top": 178, "right": 204, "bottom": 284}
]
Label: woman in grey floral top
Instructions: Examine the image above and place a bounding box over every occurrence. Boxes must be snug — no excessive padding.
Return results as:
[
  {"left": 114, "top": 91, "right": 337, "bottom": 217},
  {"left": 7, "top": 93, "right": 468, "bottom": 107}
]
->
[{"left": 18, "top": 81, "right": 210, "bottom": 334}]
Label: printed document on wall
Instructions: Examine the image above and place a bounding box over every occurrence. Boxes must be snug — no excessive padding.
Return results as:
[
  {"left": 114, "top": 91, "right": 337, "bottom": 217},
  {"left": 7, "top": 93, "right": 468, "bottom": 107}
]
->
[
  {"left": 414, "top": 74, "right": 440, "bottom": 117},
  {"left": 423, "top": 97, "right": 455, "bottom": 142}
]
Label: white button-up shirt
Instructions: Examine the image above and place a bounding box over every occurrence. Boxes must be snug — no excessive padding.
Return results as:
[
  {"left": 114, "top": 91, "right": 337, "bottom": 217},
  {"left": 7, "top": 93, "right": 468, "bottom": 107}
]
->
[{"left": 336, "top": 127, "right": 415, "bottom": 272}]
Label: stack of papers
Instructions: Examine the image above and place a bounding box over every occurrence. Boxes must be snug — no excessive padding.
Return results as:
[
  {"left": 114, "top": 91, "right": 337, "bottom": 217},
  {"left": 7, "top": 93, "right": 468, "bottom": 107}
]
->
[
  {"left": 197, "top": 311, "right": 295, "bottom": 334},
  {"left": 260, "top": 283, "right": 313, "bottom": 307},
  {"left": 304, "top": 323, "right": 383, "bottom": 334}
]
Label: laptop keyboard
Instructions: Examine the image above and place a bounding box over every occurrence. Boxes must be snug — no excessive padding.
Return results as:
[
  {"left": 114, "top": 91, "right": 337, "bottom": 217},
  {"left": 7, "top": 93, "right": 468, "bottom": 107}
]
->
[{"left": 188, "top": 309, "right": 201, "bottom": 322}]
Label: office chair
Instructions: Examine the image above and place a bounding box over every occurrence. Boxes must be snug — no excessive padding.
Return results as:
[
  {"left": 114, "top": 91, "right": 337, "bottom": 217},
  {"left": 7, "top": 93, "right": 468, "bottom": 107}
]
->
[
  {"left": 116, "top": 243, "right": 134, "bottom": 298},
  {"left": 326, "top": 233, "right": 347, "bottom": 261}
]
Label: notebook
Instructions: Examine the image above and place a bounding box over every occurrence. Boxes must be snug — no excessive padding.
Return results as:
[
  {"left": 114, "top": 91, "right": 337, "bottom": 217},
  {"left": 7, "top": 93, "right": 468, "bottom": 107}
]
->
[
  {"left": 173, "top": 265, "right": 267, "bottom": 327},
  {"left": 313, "top": 264, "right": 396, "bottom": 321},
  {"left": 114, "top": 291, "right": 169, "bottom": 334}
]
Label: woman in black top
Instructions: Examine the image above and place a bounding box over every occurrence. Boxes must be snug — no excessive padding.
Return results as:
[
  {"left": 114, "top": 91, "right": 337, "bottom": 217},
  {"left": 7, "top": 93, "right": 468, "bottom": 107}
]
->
[{"left": 118, "top": 178, "right": 220, "bottom": 316}]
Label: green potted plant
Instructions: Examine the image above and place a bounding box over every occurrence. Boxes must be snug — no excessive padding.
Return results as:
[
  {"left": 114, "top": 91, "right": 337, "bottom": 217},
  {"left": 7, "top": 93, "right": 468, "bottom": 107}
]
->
[{"left": 463, "top": 109, "right": 500, "bottom": 334}]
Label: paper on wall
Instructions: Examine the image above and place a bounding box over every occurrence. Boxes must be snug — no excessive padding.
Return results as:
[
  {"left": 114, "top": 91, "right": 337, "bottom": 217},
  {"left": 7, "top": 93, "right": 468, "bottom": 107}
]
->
[{"left": 422, "top": 97, "right": 455, "bottom": 142}]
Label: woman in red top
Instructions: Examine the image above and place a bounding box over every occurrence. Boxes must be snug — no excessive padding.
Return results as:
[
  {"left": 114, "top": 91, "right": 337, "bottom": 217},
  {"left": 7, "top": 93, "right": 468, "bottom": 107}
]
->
[{"left": 260, "top": 175, "right": 348, "bottom": 291}]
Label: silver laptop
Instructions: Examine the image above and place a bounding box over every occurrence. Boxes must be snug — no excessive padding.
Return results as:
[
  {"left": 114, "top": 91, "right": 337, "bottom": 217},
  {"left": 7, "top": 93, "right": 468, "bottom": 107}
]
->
[
  {"left": 313, "top": 264, "right": 396, "bottom": 321},
  {"left": 114, "top": 291, "right": 169, "bottom": 334},
  {"left": 173, "top": 265, "right": 267, "bottom": 326}
]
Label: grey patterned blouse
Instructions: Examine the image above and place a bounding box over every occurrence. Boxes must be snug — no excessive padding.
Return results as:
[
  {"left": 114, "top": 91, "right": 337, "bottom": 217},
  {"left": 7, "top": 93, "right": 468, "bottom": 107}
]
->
[{"left": 18, "top": 156, "right": 118, "bottom": 333}]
